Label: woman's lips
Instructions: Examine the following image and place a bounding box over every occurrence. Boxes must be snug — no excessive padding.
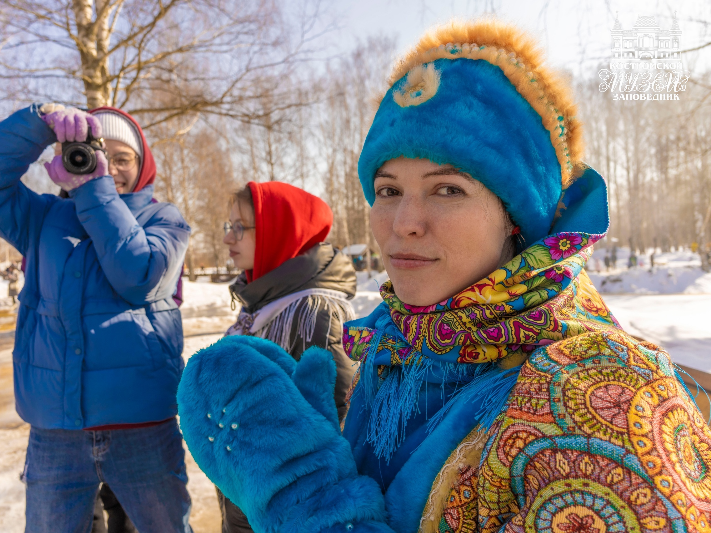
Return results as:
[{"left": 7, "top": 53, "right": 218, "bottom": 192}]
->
[
  {"left": 389, "top": 253, "right": 438, "bottom": 269},
  {"left": 229, "top": 251, "right": 240, "bottom": 257}
]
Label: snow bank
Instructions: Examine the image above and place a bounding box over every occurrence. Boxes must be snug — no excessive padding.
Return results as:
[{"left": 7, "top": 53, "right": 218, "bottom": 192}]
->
[
  {"left": 603, "top": 294, "right": 711, "bottom": 373},
  {"left": 355, "top": 270, "right": 389, "bottom": 292},
  {"left": 180, "top": 279, "right": 236, "bottom": 319},
  {"left": 587, "top": 248, "right": 711, "bottom": 294},
  {"left": 589, "top": 267, "right": 711, "bottom": 295},
  {"left": 0, "top": 275, "right": 23, "bottom": 307},
  {"left": 353, "top": 271, "right": 389, "bottom": 318}
]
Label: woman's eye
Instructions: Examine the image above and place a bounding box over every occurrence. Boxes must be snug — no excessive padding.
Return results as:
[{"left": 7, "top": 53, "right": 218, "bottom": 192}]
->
[
  {"left": 435, "top": 186, "right": 464, "bottom": 196},
  {"left": 376, "top": 187, "right": 400, "bottom": 198}
]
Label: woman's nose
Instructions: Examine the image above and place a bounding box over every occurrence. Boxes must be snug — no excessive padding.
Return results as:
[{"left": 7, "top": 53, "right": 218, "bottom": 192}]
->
[{"left": 392, "top": 196, "right": 426, "bottom": 237}]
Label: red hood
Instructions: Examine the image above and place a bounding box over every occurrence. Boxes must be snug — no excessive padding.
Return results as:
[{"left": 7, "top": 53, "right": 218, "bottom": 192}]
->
[
  {"left": 89, "top": 106, "right": 156, "bottom": 193},
  {"left": 247, "top": 181, "right": 333, "bottom": 282}
]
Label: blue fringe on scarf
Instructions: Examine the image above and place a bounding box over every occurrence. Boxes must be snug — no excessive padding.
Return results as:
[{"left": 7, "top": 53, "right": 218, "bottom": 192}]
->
[
  {"left": 674, "top": 364, "right": 710, "bottom": 423},
  {"left": 425, "top": 364, "right": 521, "bottom": 435},
  {"left": 356, "top": 344, "right": 522, "bottom": 463},
  {"left": 365, "top": 358, "right": 431, "bottom": 462}
]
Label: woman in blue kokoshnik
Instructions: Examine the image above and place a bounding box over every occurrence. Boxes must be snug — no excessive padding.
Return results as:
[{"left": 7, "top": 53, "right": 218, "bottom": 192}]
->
[{"left": 179, "top": 19, "right": 711, "bottom": 533}]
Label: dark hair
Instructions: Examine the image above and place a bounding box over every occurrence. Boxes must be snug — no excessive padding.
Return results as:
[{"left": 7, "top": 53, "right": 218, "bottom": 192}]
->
[
  {"left": 229, "top": 185, "right": 254, "bottom": 224},
  {"left": 498, "top": 207, "right": 521, "bottom": 267}
]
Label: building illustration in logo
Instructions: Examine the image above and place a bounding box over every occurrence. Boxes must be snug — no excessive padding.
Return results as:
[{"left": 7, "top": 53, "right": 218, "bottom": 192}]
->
[
  {"left": 610, "top": 12, "right": 682, "bottom": 68},
  {"left": 599, "top": 12, "right": 688, "bottom": 101}
]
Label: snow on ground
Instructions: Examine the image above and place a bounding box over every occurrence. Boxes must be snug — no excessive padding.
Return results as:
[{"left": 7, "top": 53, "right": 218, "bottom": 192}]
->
[
  {"left": 0, "top": 274, "right": 24, "bottom": 309},
  {"left": 603, "top": 294, "right": 711, "bottom": 372},
  {"left": 588, "top": 247, "right": 711, "bottom": 295},
  {"left": 355, "top": 270, "right": 389, "bottom": 292},
  {"left": 589, "top": 266, "right": 711, "bottom": 295},
  {"left": 0, "top": 424, "right": 28, "bottom": 531},
  {"left": 181, "top": 278, "right": 236, "bottom": 319}
]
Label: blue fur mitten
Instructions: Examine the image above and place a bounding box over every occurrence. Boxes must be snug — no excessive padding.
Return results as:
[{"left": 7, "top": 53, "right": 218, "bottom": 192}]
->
[{"left": 178, "top": 336, "right": 394, "bottom": 533}]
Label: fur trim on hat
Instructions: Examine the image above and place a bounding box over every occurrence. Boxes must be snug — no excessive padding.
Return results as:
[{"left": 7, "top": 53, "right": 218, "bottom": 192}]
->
[{"left": 380, "top": 18, "right": 583, "bottom": 188}]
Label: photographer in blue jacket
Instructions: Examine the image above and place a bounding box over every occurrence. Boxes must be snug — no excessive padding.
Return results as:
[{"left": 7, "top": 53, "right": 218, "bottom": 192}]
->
[{"left": 0, "top": 103, "right": 192, "bottom": 532}]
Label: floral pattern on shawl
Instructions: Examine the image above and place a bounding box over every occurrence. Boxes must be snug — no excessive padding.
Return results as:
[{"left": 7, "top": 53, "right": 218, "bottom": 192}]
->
[{"left": 343, "top": 231, "right": 619, "bottom": 367}]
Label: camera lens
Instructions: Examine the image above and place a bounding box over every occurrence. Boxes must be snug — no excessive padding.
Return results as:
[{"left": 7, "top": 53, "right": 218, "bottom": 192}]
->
[
  {"left": 70, "top": 150, "right": 88, "bottom": 167},
  {"left": 62, "top": 142, "right": 97, "bottom": 174}
]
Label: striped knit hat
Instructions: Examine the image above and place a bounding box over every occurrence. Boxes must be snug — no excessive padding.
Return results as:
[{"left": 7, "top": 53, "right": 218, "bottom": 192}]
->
[{"left": 93, "top": 110, "right": 144, "bottom": 159}]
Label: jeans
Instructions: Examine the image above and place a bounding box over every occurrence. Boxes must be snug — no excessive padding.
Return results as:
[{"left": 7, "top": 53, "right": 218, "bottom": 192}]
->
[
  {"left": 96, "top": 484, "right": 138, "bottom": 533},
  {"left": 23, "top": 419, "right": 193, "bottom": 533}
]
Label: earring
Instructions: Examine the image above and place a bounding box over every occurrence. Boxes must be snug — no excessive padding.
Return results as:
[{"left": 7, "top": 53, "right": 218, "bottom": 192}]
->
[{"left": 510, "top": 227, "right": 526, "bottom": 253}]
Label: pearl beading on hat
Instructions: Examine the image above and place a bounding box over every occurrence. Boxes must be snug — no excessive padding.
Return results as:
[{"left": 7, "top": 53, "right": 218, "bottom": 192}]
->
[{"left": 409, "top": 42, "right": 575, "bottom": 186}]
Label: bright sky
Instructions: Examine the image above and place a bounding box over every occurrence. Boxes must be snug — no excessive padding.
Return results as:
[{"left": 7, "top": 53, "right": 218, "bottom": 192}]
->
[{"left": 333, "top": 0, "right": 711, "bottom": 77}]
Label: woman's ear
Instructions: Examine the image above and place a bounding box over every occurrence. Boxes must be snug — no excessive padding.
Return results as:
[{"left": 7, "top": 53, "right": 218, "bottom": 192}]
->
[{"left": 498, "top": 210, "right": 518, "bottom": 267}]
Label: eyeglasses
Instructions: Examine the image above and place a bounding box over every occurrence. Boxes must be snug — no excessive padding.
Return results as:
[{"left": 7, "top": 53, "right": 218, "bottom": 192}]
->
[
  {"left": 107, "top": 154, "right": 139, "bottom": 171},
  {"left": 223, "top": 221, "right": 255, "bottom": 241}
]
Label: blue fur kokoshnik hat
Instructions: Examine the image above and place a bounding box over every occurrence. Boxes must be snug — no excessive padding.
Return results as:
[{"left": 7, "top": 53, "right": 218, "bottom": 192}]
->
[{"left": 358, "top": 19, "right": 609, "bottom": 245}]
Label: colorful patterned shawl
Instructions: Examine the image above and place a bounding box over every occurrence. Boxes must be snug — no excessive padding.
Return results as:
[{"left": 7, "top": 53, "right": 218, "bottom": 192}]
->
[
  {"left": 344, "top": 230, "right": 620, "bottom": 370},
  {"left": 342, "top": 230, "right": 624, "bottom": 461}
]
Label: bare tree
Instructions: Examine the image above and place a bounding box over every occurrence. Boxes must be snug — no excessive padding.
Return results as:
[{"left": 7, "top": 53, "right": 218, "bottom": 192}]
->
[
  {"left": 0, "top": 0, "right": 332, "bottom": 126},
  {"left": 578, "top": 68, "right": 711, "bottom": 267},
  {"left": 316, "top": 36, "right": 395, "bottom": 255},
  {"left": 151, "top": 118, "right": 237, "bottom": 278}
]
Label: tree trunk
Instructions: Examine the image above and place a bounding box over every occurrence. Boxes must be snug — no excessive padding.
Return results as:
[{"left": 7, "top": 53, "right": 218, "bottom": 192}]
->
[
  {"left": 186, "top": 243, "right": 197, "bottom": 282},
  {"left": 72, "top": 0, "right": 112, "bottom": 108}
]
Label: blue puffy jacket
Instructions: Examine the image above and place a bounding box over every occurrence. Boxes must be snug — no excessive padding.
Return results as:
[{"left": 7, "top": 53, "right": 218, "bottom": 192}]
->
[{"left": 0, "top": 104, "right": 190, "bottom": 429}]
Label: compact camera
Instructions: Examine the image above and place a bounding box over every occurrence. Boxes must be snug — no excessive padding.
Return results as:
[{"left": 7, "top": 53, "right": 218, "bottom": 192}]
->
[{"left": 62, "top": 131, "right": 105, "bottom": 174}]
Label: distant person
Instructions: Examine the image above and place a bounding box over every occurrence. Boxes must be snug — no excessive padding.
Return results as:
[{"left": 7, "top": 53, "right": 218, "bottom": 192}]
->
[
  {"left": 214, "top": 181, "right": 358, "bottom": 533},
  {"left": 611, "top": 245, "right": 618, "bottom": 268},
  {"left": 0, "top": 103, "right": 192, "bottom": 532},
  {"left": 628, "top": 251, "right": 637, "bottom": 268},
  {"left": 5, "top": 263, "right": 20, "bottom": 304}
]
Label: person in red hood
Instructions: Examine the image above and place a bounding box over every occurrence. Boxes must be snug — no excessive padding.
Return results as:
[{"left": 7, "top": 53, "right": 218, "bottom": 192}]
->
[{"left": 216, "top": 181, "right": 358, "bottom": 533}]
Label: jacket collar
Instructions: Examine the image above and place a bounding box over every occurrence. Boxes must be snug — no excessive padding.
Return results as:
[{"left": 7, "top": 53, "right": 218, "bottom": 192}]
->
[
  {"left": 230, "top": 243, "right": 356, "bottom": 314},
  {"left": 119, "top": 184, "right": 154, "bottom": 214}
]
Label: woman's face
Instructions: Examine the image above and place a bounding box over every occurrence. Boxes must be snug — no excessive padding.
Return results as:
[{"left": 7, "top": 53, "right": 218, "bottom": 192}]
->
[
  {"left": 105, "top": 139, "right": 140, "bottom": 194},
  {"left": 371, "top": 157, "right": 511, "bottom": 307},
  {"left": 223, "top": 200, "right": 256, "bottom": 271}
]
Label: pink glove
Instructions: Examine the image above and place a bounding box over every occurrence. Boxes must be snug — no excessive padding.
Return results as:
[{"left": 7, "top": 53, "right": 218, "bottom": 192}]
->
[
  {"left": 40, "top": 105, "right": 102, "bottom": 143},
  {"left": 44, "top": 151, "right": 109, "bottom": 192},
  {"left": 40, "top": 105, "right": 108, "bottom": 191}
]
